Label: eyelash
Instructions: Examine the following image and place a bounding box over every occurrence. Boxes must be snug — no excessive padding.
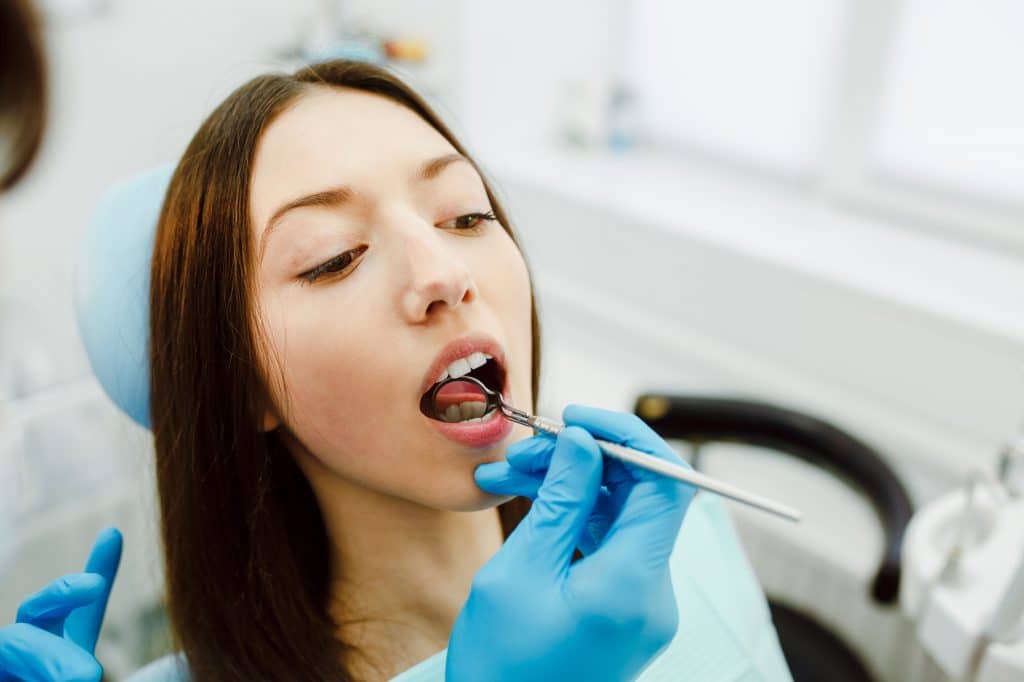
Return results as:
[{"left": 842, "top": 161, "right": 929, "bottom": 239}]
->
[
  {"left": 445, "top": 210, "right": 497, "bottom": 232},
  {"left": 299, "top": 210, "right": 497, "bottom": 284}
]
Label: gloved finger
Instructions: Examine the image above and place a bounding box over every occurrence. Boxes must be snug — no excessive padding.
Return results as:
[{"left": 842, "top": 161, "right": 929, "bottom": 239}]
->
[
  {"left": 473, "top": 434, "right": 555, "bottom": 497},
  {"left": 512, "top": 405, "right": 679, "bottom": 491},
  {"left": 598, "top": 470, "right": 695, "bottom": 576},
  {"left": 507, "top": 433, "right": 634, "bottom": 486},
  {"left": 502, "top": 425, "right": 671, "bottom": 557},
  {"left": 65, "top": 527, "right": 122, "bottom": 653},
  {"left": 578, "top": 487, "right": 617, "bottom": 556},
  {"left": 474, "top": 460, "right": 544, "bottom": 499},
  {"left": 15, "top": 574, "right": 106, "bottom": 637},
  {"left": 0, "top": 623, "right": 102, "bottom": 682},
  {"left": 507, "top": 427, "right": 641, "bottom": 485},
  {"left": 563, "top": 404, "right": 686, "bottom": 476},
  {"left": 501, "top": 426, "right": 603, "bottom": 577},
  {"left": 504, "top": 433, "right": 556, "bottom": 473},
  {"left": 488, "top": 433, "right": 625, "bottom": 555},
  {"left": 564, "top": 404, "right": 695, "bottom": 572},
  {"left": 506, "top": 424, "right": 637, "bottom": 524},
  {"left": 505, "top": 434, "right": 636, "bottom": 548}
]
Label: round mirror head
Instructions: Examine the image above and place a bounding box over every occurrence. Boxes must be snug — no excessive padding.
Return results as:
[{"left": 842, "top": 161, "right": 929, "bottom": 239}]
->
[{"left": 419, "top": 375, "right": 500, "bottom": 422}]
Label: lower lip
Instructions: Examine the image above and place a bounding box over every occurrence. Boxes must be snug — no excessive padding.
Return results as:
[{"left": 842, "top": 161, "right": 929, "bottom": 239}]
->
[{"left": 424, "top": 385, "right": 515, "bottom": 448}]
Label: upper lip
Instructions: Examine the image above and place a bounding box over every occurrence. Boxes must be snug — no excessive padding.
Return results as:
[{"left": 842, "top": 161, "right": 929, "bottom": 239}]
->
[{"left": 419, "top": 333, "right": 507, "bottom": 398}]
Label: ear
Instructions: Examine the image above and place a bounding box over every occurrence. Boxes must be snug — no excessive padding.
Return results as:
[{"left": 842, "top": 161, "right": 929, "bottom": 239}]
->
[{"left": 261, "top": 407, "right": 281, "bottom": 432}]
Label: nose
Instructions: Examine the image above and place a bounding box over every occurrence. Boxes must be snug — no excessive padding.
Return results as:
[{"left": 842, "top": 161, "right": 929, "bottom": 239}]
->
[{"left": 398, "top": 224, "right": 478, "bottom": 323}]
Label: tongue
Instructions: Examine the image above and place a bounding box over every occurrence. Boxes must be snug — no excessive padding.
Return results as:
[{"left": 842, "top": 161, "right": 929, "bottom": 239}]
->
[
  {"left": 436, "top": 382, "right": 475, "bottom": 397},
  {"left": 434, "top": 384, "right": 487, "bottom": 411}
]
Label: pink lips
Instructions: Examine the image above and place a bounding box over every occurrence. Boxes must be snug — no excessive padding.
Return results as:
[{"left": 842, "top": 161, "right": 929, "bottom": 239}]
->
[
  {"left": 420, "top": 333, "right": 512, "bottom": 448},
  {"left": 426, "top": 398, "right": 515, "bottom": 447}
]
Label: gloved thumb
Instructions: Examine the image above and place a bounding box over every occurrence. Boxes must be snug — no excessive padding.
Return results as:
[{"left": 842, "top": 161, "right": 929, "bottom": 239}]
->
[
  {"left": 499, "top": 426, "right": 603, "bottom": 577},
  {"left": 66, "top": 526, "right": 122, "bottom": 654},
  {"left": 474, "top": 435, "right": 553, "bottom": 499}
]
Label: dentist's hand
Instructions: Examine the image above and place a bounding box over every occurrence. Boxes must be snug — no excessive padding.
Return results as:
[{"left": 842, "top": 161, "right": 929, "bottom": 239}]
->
[
  {"left": 447, "top": 405, "right": 696, "bottom": 682},
  {"left": 0, "top": 528, "right": 122, "bottom": 682}
]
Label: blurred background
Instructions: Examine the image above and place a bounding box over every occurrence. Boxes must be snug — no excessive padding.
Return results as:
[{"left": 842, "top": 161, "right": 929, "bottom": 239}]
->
[{"left": 2, "top": 1, "right": 1023, "bottom": 680}]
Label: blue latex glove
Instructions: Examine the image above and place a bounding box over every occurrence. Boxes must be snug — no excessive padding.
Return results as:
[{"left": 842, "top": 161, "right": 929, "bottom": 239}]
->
[
  {"left": 0, "top": 528, "right": 123, "bottom": 682},
  {"left": 447, "top": 404, "right": 697, "bottom": 682}
]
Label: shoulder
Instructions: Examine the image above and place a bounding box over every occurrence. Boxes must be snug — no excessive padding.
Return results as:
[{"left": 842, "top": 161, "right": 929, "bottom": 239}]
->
[{"left": 124, "top": 653, "right": 191, "bottom": 682}]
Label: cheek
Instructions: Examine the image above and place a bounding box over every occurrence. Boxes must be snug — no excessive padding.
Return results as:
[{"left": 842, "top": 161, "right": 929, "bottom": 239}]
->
[
  {"left": 258, "top": 290, "right": 394, "bottom": 451},
  {"left": 482, "top": 230, "right": 532, "bottom": 314},
  {"left": 479, "top": 232, "right": 535, "bottom": 403}
]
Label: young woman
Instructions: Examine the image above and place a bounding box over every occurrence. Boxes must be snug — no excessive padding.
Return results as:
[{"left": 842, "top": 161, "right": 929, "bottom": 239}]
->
[
  {"left": 139, "top": 59, "right": 690, "bottom": 681},
  {"left": 2, "top": 50, "right": 791, "bottom": 681}
]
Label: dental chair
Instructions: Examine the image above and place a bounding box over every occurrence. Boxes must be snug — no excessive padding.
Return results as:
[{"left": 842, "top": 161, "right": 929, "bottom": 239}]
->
[{"left": 633, "top": 394, "right": 916, "bottom": 682}]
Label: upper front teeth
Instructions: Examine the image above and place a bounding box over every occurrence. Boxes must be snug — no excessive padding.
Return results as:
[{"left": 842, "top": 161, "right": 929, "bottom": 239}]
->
[{"left": 436, "top": 351, "right": 491, "bottom": 384}]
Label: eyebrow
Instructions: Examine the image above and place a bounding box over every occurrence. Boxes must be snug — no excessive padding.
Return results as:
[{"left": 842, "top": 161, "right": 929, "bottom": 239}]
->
[
  {"left": 419, "top": 152, "right": 469, "bottom": 180},
  {"left": 259, "top": 153, "right": 471, "bottom": 254}
]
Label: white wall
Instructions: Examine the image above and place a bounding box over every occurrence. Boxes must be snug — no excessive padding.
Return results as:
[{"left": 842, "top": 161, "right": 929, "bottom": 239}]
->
[{"left": 459, "top": 0, "right": 620, "bottom": 151}]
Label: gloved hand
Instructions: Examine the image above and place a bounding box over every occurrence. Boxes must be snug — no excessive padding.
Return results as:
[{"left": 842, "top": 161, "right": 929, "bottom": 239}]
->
[
  {"left": 0, "top": 528, "right": 122, "bottom": 682},
  {"left": 447, "top": 404, "right": 697, "bottom": 682}
]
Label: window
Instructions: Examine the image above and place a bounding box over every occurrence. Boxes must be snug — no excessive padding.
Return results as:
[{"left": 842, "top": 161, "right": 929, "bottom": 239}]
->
[
  {"left": 624, "top": 0, "right": 848, "bottom": 177},
  {"left": 871, "top": 0, "right": 1024, "bottom": 206},
  {"left": 623, "top": 0, "right": 1024, "bottom": 249}
]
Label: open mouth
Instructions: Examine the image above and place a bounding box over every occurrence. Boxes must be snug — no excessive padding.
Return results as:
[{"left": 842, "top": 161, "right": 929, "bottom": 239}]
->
[{"left": 419, "top": 356, "right": 507, "bottom": 422}]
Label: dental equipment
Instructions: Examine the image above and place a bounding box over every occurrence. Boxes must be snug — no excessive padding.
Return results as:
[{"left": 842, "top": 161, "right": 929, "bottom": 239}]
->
[
  {"left": 902, "top": 464, "right": 1024, "bottom": 682},
  {"left": 421, "top": 375, "right": 802, "bottom": 522},
  {"left": 998, "top": 431, "right": 1024, "bottom": 498}
]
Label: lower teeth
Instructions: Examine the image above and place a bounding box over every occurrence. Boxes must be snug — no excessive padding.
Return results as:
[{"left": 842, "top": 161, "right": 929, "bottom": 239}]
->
[{"left": 444, "top": 401, "right": 491, "bottom": 423}]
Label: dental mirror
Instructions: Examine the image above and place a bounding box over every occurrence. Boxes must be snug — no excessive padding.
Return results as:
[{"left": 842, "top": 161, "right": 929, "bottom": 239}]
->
[
  {"left": 422, "top": 375, "right": 803, "bottom": 523},
  {"left": 420, "top": 375, "right": 503, "bottom": 423}
]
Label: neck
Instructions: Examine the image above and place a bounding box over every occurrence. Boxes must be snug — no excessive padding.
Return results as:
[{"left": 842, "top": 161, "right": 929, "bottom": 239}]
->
[
  {"left": 295, "top": 449, "right": 505, "bottom": 680},
  {"left": 328, "top": 491, "right": 503, "bottom": 631}
]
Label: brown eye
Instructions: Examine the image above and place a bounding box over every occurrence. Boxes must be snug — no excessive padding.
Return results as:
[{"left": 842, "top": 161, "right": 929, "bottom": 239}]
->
[
  {"left": 441, "top": 211, "right": 497, "bottom": 231},
  {"left": 301, "top": 245, "right": 368, "bottom": 283}
]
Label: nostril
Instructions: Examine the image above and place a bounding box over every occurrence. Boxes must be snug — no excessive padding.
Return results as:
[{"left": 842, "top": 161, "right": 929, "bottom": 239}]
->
[{"left": 423, "top": 285, "right": 472, "bottom": 318}]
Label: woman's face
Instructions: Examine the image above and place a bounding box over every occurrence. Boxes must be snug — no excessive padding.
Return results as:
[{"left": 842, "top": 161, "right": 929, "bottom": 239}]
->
[{"left": 249, "top": 87, "right": 534, "bottom": 511}]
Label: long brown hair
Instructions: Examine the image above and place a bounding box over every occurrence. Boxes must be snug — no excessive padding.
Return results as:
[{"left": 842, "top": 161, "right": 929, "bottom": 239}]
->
[
  {"left": 149, "top": 60, "right": 539, "bottom": 680},
  {"left": 0, "top": 0, "right": 47, "bottom": 189}
]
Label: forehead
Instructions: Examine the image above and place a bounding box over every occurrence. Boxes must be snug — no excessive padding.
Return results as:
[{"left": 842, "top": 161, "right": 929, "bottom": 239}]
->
[{"left": 249, "top": 87, "right": 457, "bottom": 228}]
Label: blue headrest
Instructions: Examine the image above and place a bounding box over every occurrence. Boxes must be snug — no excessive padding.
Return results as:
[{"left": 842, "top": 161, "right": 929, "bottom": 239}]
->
[{"left": 74, "top": 165, "right": 174, "bottom": 429}]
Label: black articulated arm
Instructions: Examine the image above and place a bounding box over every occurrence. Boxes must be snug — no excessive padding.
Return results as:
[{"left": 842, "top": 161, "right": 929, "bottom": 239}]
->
[{"left": 633, "top": 394, "right": 914, "bottom": 604}]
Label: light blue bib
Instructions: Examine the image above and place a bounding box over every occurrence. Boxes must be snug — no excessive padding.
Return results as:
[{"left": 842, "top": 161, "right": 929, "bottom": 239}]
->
[{"left": 127, "top": 493, "right": 791, "bottom": 681}]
